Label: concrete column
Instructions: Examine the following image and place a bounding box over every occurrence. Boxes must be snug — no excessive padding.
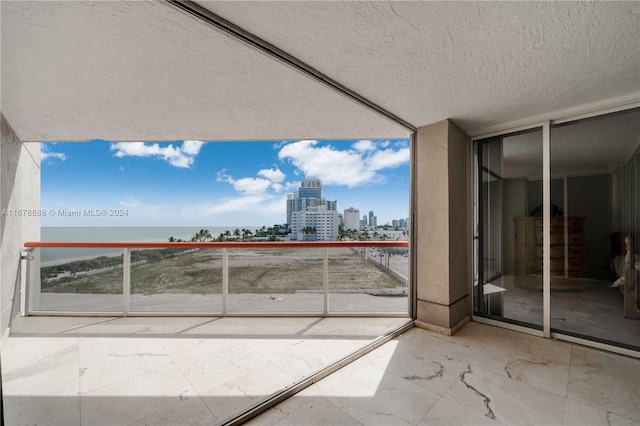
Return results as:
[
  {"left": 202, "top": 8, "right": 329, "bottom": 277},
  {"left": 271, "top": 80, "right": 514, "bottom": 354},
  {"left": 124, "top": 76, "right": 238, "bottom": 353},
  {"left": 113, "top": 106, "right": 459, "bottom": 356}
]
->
[
  {"left": 414, "top": 120, "right": 471, "bottom": 335},
  {"left": 0, "top": 114, "right": 40, "bottom": 344}
]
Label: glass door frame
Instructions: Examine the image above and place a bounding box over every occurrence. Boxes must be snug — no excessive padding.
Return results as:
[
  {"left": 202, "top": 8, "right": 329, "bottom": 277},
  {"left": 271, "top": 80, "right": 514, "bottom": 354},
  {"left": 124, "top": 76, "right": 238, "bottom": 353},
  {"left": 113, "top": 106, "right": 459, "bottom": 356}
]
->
[{"left": 470, "top": 102, "right": 640, "bottom": 359}]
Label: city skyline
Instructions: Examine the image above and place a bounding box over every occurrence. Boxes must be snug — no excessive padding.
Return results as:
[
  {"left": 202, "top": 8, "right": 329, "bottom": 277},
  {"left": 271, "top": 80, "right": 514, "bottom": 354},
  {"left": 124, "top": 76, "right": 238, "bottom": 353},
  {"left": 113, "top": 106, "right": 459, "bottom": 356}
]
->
[{"left": 41, "top": 139, "right": 410, "bottom": 227}]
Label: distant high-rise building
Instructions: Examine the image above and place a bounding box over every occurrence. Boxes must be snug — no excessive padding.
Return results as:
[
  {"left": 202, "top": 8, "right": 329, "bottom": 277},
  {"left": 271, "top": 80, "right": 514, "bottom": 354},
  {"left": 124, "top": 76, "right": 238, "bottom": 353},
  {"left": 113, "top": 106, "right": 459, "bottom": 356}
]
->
[
  {"left": 287, "top": 177, "right": 325, "bottom": 224},
  {"left": 391, "top": 218, "right": 409, "bottom": 229},
  {"left": 343, "top": 207, "right": 361, "bottom": 231},
  {"left": 368, "top": 210, "right": 374, "bottom": 226},
  {"left": 298, "top": 176, "right": 321, "bottom": 203},
  {"left": 290, "top": 204, "right": 339, "bottom": 241},
  {"left": 286, "top": 177, "right": 338, "bottom": 241}
]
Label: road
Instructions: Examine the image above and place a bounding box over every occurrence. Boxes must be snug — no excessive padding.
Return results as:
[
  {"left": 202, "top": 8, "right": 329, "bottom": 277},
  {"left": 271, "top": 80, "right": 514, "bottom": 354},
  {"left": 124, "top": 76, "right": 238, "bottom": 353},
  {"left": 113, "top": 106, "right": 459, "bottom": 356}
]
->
[{"left": 365, "top": 248, "right": 409, "bottom": 283}]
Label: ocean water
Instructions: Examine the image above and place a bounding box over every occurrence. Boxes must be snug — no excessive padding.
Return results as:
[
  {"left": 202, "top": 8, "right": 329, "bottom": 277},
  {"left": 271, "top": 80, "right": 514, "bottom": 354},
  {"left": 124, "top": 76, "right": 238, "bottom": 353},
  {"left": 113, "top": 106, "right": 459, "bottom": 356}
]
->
[{"left": 40, "top": 226, "right": 259, "bottom": 263}]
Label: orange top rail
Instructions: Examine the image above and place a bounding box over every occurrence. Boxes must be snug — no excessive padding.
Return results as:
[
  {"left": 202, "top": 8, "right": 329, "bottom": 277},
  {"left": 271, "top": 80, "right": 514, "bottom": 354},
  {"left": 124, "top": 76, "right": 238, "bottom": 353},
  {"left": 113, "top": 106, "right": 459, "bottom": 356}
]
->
[{"left": 24, "top": 241, "right": 409, "bottom": 249}]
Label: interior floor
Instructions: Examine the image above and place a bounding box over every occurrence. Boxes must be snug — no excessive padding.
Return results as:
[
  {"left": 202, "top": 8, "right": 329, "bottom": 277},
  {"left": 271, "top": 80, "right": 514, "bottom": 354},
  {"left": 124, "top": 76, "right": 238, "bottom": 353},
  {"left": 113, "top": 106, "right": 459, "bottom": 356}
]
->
[{"left": 487, "top": 274, "right": 640, "bottom": 349}]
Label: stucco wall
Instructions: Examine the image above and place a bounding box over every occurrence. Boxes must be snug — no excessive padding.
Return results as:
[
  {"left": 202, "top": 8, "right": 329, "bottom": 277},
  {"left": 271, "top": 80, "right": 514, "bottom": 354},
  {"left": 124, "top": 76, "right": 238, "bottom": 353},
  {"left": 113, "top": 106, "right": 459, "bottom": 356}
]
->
[
  {"left": 414, "top": 119, "right": 471, "bottom": 333},
  {"left": 0, "top": 114, "right": 40, "bottom": 344}
]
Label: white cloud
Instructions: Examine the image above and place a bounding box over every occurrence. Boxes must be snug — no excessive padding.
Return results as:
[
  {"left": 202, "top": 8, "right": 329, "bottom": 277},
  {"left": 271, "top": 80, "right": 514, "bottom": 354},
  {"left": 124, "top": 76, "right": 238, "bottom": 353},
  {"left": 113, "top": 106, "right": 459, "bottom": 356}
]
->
[
  {"left": 41, "top": 144, "right": 67, "bottom": 162},
  {"left": 258, "top": 167, "right": 285, "bottom": 183},
  {"left": 367, "top": 148, "right": 410, "bottom": 171},
  {"left": 217, "top": 167, "right": 286, "bottom": 195},
  {"left": 110, "top": 140, "right": 204, "bottom": 168},
  {"left": 353, "top": 140, "right": 376, "bottom": 152},
  {"left": 277, "top": 139, "right": 408, "bottom": 187},
  {"left": 232, "top": 177, "right": 272, "bottom": 194},
  {"left": 181, "top": 140, "right": 204, "bottom": 155},
  {"left": 185, "top": 194, "right": 275, "bottom": 217},
  {"left": 118, "top": 197, "right": 141, "bottom": 207}
]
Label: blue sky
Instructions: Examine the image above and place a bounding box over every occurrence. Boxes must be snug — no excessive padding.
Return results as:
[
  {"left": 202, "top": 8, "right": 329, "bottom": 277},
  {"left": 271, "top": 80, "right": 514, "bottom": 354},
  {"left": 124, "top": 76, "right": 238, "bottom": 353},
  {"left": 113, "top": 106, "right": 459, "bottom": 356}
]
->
[{"left": 41, "top": 139, "right": 410, "bottom": 227}]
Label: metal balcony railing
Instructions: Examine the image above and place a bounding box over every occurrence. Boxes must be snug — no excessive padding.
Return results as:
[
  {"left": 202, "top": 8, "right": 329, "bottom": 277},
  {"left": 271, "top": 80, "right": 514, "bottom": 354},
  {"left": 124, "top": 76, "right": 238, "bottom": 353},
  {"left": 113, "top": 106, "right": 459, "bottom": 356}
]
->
[{"left": 22, "top": 241, "right": 410, "bottom": 316}]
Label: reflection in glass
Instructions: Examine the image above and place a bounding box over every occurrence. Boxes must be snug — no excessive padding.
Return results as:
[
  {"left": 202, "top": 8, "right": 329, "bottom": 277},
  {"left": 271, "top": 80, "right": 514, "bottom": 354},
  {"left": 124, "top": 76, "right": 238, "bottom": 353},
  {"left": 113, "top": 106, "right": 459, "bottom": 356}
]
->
[
  {"left": 475, "top": 128, "right": 544, "bottom": 328},
  {"left": 550, "top": 108, "right": 639, "bottom": 350}
]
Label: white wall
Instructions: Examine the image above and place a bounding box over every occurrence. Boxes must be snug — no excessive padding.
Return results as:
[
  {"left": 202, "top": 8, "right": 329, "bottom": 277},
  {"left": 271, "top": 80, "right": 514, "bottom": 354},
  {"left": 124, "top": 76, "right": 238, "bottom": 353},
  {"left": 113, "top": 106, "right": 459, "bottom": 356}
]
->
[{"left": 0, "top": 114, "right": 40, "bottom": 344}]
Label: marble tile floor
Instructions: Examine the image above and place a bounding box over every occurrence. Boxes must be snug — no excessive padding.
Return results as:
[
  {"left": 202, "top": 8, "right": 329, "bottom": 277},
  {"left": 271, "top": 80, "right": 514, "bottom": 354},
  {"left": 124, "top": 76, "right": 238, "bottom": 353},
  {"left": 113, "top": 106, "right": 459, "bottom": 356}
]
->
[
  {"left": 1, "top": 316, "right": 409, "bottom": 426},
  {"left": 3, "top": 317, "right": 639, "bottom": 426},
  {"left": 496, "top": 275, "right": 640, "bottom": 349},
  {"left": 249, "top": 321, "right": 640, "bottom": 426}
]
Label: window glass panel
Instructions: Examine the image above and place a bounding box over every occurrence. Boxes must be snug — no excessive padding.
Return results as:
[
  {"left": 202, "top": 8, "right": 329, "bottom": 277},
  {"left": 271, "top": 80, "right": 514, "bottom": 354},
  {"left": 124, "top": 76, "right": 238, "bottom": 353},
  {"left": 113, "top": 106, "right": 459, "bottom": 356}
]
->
[
  {"left": 474, "top": 128, "right": 544, "bottom": 328},
  {"left": 550, "top": 108, "right": 640, "bottom": 350}
]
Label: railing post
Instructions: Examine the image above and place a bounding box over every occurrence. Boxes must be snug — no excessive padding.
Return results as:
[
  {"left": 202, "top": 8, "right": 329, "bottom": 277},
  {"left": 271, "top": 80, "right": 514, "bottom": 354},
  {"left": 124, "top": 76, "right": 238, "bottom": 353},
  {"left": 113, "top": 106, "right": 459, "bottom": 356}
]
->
[
  {"left": 123, "top": 248, "right": 130, "bottom": 317},
  {"left": 222, "top": 248, "right": 229, "bottom": 316},
  {"left": 20, "top": 248, "right": 32, "bottom": 316},
  {"left": 323, "top": 248, "right": 329, "bottom": 316}
]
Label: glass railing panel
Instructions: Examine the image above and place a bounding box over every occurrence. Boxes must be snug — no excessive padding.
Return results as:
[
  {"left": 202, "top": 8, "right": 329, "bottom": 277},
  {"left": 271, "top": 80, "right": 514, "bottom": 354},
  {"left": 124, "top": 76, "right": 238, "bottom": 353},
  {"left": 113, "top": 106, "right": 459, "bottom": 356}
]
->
[
  {"left": 328, "top": 246, "right": 408, "bottom": 314},
  {"left": 33, "top": 247, "right": 123, "bottom": 313},
  {"left": 129, "top": 248, "right": 223, "bottom": 313},
  {"left": 228, "top": 247, "right": 324, "bottom": 314}
]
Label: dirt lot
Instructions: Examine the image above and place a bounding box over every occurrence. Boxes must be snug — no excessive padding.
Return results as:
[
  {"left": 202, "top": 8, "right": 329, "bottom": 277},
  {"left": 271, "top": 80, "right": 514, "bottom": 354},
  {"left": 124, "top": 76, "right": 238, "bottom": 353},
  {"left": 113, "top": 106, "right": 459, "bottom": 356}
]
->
[{"left": 42, "top": 247, "right": 402, "bottom": 295}]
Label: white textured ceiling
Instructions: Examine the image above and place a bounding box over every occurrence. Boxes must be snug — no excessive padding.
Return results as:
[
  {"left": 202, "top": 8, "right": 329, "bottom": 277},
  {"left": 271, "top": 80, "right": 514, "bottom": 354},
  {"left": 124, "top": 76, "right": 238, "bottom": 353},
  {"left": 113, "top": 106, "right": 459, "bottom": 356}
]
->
[
  {"left": 1, "top": 1, "right": 409, "bottom": 142},
  {"left": 202, "top": 1, "right": 640, "bottom": 134},
  {"left": 1, "top": 1, "right": 639, "bottom": 143}
]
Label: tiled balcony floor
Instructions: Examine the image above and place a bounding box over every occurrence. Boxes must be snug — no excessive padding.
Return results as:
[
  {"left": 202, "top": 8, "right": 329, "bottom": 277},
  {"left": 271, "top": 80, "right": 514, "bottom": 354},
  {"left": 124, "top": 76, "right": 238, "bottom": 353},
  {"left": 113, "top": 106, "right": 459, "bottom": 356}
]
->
[
  {"left": 249, "top": 322, "right": 640, "bottom": 426},
  {"left": 2, "top": 317, "right": 639, "bottom": 425},
  {"left": 1, "top": 316, "right": 408, "bottom": 425}
]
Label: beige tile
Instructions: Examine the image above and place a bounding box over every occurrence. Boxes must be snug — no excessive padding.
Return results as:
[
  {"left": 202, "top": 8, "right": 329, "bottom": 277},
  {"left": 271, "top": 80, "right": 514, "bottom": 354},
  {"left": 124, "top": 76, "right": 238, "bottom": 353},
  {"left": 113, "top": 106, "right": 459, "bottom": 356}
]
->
[
  {"left": 365, "top": 337, "right": 469, "bottom": 396},
  {"left": 3, "top": 395, "right": 81, "bottom": 426},
  {"left": 471, "top": 333, "right": 572, "bottom": 397},
  {"left": 128, "top": 395, "right": 218, "bottom": 425},
  {"left": 79, "top": 336, "right": 173, "bottom": 394},
  {"left": 567, "top": 346, "right": 640, "bottom": 422},
  {"left": 247, "top": 338, "right": 362, "bottom": 379},
  {"left": 198, "top": 377, "right": 272, "bottom": 422},
  {"left": 444, "top": 364, "right": 565, "bottom": 425},
  {"left": 311, "top": 357, "right": 441, "bottom": 424},
  {"left": 2, "top": 337, "right": 79, "bottom": 371},
  {"left": 269, "top": 395, "right": 363, "bottom": 426},
  {"left": 184, "top": 316, "right": 319, "bottom": 336},
  {"left": 400, "top": 327, "right": 488, "bottom": 363},
  {"left": 418, "top": 392, "right": 500, "bottom": 425},
  {"left": 78, "top": 336, "right": 163, "bottom": 363},
  {"left": 174, "top": 351, "right": 252, "bottom": 394},
  {"left": 8, "top": 316, "right": 115, "bottom": 335},
  {"left": 3, "top": 363, "right": 80, "bottom": 397},
  {"left": 563, "top": 398, "right": 639, "bottom": 426},
  {"left": 80, "top": 363, "right": 197, "bottom": 426}
]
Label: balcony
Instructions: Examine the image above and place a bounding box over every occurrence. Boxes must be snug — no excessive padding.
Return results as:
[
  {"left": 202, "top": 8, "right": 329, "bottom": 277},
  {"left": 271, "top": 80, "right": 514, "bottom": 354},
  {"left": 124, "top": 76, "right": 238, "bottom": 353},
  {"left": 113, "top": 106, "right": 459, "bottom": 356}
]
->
[
  {"left": 22, "top": 241, "right": 410, "bottom": 317},
  {"left": 2, "top": 316, "right": 638, "bottom": 425},
  {"left": 1, "top": 241, "right": 638, "bottom": 425}
]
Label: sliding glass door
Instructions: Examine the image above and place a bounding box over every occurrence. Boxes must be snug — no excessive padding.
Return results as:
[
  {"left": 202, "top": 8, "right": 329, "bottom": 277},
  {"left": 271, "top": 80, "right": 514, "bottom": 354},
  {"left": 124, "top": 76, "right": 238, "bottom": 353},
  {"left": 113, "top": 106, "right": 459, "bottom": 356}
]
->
[
  {"left": 550, "top": 109, "right": 639, "bottom": 350},
  {"left": 475, "top": 128, "right": 544, "bottom": 328},
  {"left": 474, "top": 107, "right": 639, "bottom": 352}
]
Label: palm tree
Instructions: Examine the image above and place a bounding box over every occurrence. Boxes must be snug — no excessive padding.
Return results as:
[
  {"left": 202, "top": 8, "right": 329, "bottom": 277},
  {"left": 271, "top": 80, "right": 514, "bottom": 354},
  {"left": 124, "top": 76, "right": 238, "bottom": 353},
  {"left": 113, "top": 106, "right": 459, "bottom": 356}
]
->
[
  {"left": 382, "top": 247, "right": 396, "bottom": 268},
  {"left": 302, "top": 226, "right": 317, "bottom": 241},
  {"left": 191, "top": 229, "right": 213, "bottom": 242}
]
